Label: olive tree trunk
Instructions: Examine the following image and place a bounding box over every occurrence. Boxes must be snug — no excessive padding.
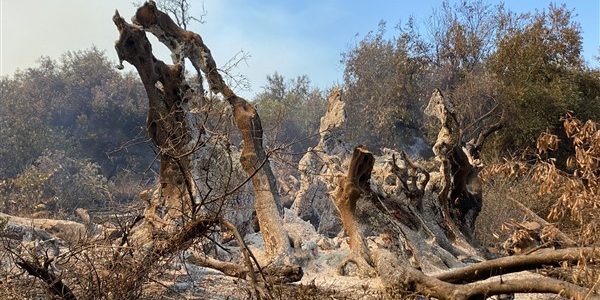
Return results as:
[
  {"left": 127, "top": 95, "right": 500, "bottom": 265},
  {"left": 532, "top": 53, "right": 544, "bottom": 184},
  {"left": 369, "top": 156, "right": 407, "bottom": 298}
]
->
[{"left": 114, "top": 1, "right": 291, "bottom": 259}]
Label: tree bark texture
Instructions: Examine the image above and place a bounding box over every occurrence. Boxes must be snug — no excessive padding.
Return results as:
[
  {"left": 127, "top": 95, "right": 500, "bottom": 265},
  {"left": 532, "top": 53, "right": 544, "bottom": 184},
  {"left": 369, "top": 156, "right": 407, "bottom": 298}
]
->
[
  {"left": 114, "top": 11, "right": 200, "bottom": 232},
  {"left": 313, "top": 89, "right": 599, "bottom": 299},
  {"left": 115, "top": 1, "right": 290, "bottom": 259},
  {"left": 425, "top": 89, "right": 482, "bottom": 240},
  {"left": 333, "top": 145, "right": 377, "bottom": 276}
]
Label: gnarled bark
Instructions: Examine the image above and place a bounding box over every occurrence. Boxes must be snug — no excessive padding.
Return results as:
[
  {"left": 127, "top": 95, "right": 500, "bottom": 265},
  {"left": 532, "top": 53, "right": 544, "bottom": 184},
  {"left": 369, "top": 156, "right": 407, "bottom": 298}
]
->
[
  {"left": 425, "top": 89, "right": 483, "bottom": 240},
  {"left": 114, "top": 11, "right": 202, "bottom": 239},
  {"left": 333, "top": 145, "right": 377, "bottom": 277},
  {"left": 292, "top": 88, "right": 348, "bottom": 236},
  {"left": 314, "top": 89, "right": 599, "bottom": 299},
  {"left": 113, "top": 7, "right": 296, "bottom": 288}
]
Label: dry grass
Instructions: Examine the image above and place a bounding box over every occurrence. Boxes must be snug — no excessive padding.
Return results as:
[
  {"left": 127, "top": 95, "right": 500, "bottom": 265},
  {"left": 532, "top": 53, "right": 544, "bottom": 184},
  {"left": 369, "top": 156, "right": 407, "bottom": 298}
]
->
[{"left": 475, "top": 174, "right": 558, "bottom": 248}]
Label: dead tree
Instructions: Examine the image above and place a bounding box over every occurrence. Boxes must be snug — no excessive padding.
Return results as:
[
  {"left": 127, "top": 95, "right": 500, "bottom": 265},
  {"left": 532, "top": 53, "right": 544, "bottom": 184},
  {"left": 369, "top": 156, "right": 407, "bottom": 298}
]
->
[
  {"left": 329, "top": 145, "right": 600, "bottom": 298},
  {"left": 292, "top": 88, "right": 348, "bottom": 236},
  {"left": 131, "top": 0, "right": 291, "bottom": 260},
  {"left": 113, "top": 0, "right": 298, "bottom": 279},
  {"left": 301, "top": 89, "right": 599, "bottom": 299},
  {"left": 425, "top": 89, "right": 504, "bottom": 240},
  {"left": 113, "top": 10, "right": 202, "bottom": 242},
  {"left": 333, "top": 145, "right": 377, "bottom": 277}
]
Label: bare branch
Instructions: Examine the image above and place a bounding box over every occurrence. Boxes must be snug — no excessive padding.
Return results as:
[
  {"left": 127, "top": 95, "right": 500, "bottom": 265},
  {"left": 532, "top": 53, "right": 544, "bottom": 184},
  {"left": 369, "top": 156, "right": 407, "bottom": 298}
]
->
[
  {"left": 461, "top": 100, "right": 500, "bottom": 139},
  {"left": 376, "top": 249, "right": 597, "bottom": 300},
  {"left": 15, "top": 260, "right": 78, "bottom": 300},
  {"left": 435, "top": 247, "right": 600, "bottom": 284}
]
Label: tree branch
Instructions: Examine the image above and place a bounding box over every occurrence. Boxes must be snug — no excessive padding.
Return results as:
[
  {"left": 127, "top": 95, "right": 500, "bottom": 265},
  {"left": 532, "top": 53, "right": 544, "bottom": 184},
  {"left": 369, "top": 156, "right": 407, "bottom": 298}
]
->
[
  {"left": 435, "top": 247, "right": 600, "bottom": 284},
  {"left": 130, "top": 2, "right": 293, "bottom": 260},
  {"left": 16, "top": 260, "right": 78, "bottom": 300},
  {"left": 508, "top": 196, "right": 577, "bottom": 247},
  {"left": 375, "top": 249, "right": 598, "bottom": 300}
]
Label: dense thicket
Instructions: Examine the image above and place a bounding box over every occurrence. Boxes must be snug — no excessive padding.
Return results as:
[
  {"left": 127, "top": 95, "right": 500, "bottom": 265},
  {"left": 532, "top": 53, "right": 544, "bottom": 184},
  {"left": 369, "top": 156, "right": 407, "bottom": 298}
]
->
[
  {"left": 0, "top": 48, "right": 152, "bottom": 214},
  {"left": 341, "top": 1, "right": 600, "bottom": 159},
  {"left": 254, "top": 73, "right": 326, "bottom": 157}
]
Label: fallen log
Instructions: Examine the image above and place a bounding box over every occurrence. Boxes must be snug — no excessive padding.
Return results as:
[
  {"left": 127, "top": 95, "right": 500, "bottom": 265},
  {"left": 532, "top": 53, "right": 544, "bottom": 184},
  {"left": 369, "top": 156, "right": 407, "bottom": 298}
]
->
[
  {"left": 435, "top": 247, "right": 600, "bottom": 284},
  {"left": 375, "top": 249, "right": 598, "bottom": 300}
]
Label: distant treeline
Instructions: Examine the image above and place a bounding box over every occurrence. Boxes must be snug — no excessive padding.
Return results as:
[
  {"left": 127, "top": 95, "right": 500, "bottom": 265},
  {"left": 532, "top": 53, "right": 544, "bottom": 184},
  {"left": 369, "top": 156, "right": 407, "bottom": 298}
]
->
[{"left": 1, "top": 2, "right": 599, "bottom": 215}]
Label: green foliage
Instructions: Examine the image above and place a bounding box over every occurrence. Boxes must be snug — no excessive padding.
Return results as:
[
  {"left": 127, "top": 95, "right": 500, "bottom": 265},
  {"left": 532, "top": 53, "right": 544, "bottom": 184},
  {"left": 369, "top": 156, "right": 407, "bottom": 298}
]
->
[
  {"left": 341, "top": 1, "right": 600, "bottom": 159},
  {"left": 0, "top": 48, "right": 153, "bottom": 214},
  {"left": 254, "top": 73, "right": 326, "bottom": 157},
  {"left": 0, "top": 150, "right": 112, "bottom": 216},
  {"left": 0, "top": 47, "right": 151, "bottom": 180},
  {"left": 0, "top": 70, "right": 71, "bottom": 178},
  {"left": 341, "top": 1, "right": 509, "bottom": 155},
  {"left": 488, "top": 4, "right": 600, "bottom": 155},
  {"left": 342, "top": 20, "right": 431, "bottom": 152}
]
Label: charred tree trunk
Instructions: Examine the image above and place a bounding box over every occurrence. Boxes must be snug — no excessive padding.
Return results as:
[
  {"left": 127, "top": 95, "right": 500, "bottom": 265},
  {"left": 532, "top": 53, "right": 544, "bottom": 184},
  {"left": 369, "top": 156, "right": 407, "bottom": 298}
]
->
[
  {"left": 290, "top": 89, "right": 600, "bottom": 298},
  {"left": 16, "top": 260, "right": 78, "bottom": 300},
  {"left": 113, "top": 12, "right": 201, "bottom": 240},
  {"left": 292, "top": 88, "right": 348, "bottom": 236},
  {"left": 425, "top": 89, "right": 483, "bottom": 240},
  {"left": 228, "top": 95, "right": 291, "bottom": 257},
  {"left": 115, "top": 1, "right": 291, "bottom": 260},
  {"left": 333, "top": 146, "right": 377, "bottom": 277}
]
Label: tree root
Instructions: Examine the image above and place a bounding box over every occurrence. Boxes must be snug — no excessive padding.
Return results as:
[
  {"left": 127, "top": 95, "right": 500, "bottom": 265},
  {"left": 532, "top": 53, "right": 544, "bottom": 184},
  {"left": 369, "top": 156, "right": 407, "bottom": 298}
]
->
[{"left": 337, "top": 252, "right": 377, "bottom": 278}]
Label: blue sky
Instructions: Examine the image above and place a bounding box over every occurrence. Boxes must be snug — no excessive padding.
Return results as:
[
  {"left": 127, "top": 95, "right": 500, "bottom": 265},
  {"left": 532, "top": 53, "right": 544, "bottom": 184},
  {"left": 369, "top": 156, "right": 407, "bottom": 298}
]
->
[{"left": 1, "top": 1, "right": 598, "bottom": 98}]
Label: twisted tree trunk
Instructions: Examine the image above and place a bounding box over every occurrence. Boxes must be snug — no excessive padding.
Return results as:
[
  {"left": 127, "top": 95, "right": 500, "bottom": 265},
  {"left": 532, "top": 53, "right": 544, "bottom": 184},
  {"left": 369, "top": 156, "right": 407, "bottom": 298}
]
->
[
  {"left": 333, "top": 146, "right": 377, "bottom": 277},
  {"left": 425, "top": 88, "right": 483, "bottom": 240},
  {"left": 114, "top": 1, "right": 291, "bottom": 261},
  {"left": 308, "top": 89, "right": 599, "bottom": 299},
  {"left": 114, "top": 12, "right": 201, "bottom": 239}
]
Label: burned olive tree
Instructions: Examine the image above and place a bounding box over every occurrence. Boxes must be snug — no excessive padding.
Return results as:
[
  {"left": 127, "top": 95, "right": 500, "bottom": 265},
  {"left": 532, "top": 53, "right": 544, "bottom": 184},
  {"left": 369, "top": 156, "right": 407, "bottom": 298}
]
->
[
  {"left": 112, "top": 0, "right": 299, "bottom": 281},
  {"left": 292, "top": 88, "right": 599, "bottom": 299},
  {"left": 5, "top": 2, "right": 599, "bottom": 299}
]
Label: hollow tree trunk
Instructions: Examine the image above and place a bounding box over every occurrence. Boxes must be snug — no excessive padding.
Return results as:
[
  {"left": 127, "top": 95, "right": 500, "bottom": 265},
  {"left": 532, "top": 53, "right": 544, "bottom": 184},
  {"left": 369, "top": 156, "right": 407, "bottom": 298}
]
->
[
  {"left": 317, "top": 89, "right": 600, "bottom": 299},
  {"left": 425, "top": 89, "right": 482, "bottom": 240},
  {"left": 324, "top": 104, "right": 599, "bottom": 299},
  {"left": 292, "top": 88, "right": 348, "bottom": 236},
  {"left": 295, "top": 89, "right": 483, "bottom": 274}
]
